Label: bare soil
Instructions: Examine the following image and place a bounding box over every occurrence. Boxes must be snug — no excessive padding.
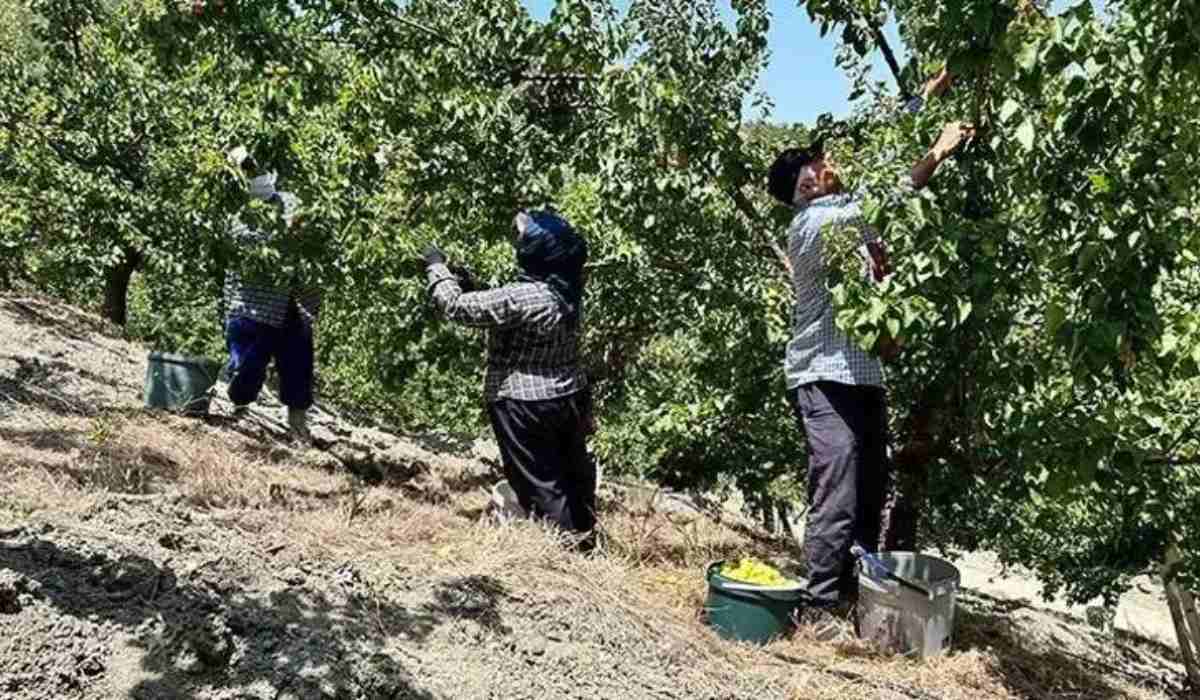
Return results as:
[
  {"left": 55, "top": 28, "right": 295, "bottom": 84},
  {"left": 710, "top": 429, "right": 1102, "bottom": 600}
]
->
[{"left": 0, "top": 293, "right": 1190, "bottom": 700}]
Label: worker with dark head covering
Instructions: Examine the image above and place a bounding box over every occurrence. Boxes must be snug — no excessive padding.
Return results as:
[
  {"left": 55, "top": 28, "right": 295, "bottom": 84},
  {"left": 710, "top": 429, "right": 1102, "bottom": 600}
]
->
[{"left": 423, "top": 210, "right": 595, "bottom": 547}]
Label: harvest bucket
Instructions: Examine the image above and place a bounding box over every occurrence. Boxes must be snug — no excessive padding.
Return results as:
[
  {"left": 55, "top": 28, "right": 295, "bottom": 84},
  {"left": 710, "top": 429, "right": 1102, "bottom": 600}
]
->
[
  {"left": 144, "top": 351, "right": 221, "bottom": 416},
  {"left": 857, "top": 551, "right": 960, "bottom": 659},
  {"left": 704, "top": 561, "right": 805, "bottom": 644}
]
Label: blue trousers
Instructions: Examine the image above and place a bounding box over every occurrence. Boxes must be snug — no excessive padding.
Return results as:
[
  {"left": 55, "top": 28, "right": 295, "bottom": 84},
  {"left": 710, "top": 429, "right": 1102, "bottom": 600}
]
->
[{"left": 225, "top": 313, "right": 314, "bottom": 410}]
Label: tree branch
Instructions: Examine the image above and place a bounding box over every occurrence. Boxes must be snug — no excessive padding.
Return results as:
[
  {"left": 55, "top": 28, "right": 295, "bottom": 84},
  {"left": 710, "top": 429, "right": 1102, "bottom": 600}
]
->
[
  {"left": 727, "top": 186, "right": 793, "bottom": 279},
  {"left": 868, "top": 23, "right": 910, "bottom": 100},
  {"left": 1146, "top": 456, "right": 1200, "bottom": 467}
]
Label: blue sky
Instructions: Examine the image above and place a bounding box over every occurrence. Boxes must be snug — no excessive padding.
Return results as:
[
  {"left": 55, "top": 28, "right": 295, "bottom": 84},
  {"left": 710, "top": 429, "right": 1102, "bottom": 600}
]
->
[
  {"left": 522, "top": 1, "right": 1099, "bottom": 125},
  {"left": 521, "top": 0, "right": 897, "bottom": 126}
]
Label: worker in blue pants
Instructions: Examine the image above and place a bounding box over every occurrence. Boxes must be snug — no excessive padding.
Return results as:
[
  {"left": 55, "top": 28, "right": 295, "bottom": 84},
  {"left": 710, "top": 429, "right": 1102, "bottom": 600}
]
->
[{"left": 221, "top": 148, "right": 321, "bottom": 440}]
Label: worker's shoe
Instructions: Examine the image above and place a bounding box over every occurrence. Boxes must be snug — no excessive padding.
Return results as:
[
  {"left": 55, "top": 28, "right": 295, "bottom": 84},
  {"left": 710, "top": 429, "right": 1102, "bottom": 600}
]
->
[
  {"left": 794, "top": 603, "right": 856, "bottom": 643},
  {"left": 287, "top": 407, "right": 311, "bottom": 444},
  {"left": 489, "top": 480, "right": 527, "bottom": 523}
]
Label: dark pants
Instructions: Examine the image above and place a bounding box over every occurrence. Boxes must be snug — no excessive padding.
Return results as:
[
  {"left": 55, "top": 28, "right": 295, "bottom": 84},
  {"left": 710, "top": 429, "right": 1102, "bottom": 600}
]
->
[
  {"left": 790, "top": 381, "right": 890, "bottom": 607},
  {"left": 225, "top": 311, "right": 314, "bottom": 410},
  {"left": 487, "top": 392, "right": 596, "bottom": 541}
]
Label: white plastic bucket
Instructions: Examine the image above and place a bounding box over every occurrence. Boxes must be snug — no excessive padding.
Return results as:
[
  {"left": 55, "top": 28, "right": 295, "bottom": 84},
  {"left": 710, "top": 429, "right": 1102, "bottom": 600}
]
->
[{"left": 857, "top": 552, "right": 960, "bottom": 659}]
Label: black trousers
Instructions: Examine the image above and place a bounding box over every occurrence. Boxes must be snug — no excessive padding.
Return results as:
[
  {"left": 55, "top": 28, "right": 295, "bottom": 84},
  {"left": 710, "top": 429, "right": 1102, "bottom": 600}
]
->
[
  {"left": 487, "top": 392, "right": 596, "bottom": 539},
  {"left": 790, "top": 381, "right": 890, "bottom": 607}
]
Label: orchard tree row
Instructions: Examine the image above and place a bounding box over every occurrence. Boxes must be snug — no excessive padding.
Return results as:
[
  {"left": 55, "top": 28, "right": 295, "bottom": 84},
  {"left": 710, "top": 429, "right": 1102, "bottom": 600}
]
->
[{"left": 1, "top": 0, "right": 1199, "bottom": 667}]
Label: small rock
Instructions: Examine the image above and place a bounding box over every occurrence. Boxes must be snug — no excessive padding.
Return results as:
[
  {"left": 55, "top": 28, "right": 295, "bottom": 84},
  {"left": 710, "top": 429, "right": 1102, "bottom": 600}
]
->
[
  {"left": 158, "top": 533, "right": 183, "bottom": 550},
  {"left": 0, "top": 587, "right": 21, "bottom": 615},
  {"left": 524, "top": 638, "right": 547, "bottom": 657},
  {"left": 80, "top": 657, "right": 105, "bottom": 676},
  {"left": 279, "top": 567, "right": 306, "bottom": 586},
  {"left": 0, "top": 571, "right": 29, "bottom": 614}
]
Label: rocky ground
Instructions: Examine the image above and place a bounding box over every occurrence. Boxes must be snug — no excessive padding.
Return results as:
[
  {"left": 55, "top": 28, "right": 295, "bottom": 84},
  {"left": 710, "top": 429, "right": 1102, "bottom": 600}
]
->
[{"left": 0, "top": 293, "right": 1191, "bottom": 700}]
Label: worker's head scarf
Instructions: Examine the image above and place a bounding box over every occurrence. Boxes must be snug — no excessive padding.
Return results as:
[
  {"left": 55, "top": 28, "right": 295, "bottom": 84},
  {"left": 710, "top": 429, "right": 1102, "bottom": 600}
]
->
[{"left": 514, "top": 210, "right": 587, "bottom": 318}]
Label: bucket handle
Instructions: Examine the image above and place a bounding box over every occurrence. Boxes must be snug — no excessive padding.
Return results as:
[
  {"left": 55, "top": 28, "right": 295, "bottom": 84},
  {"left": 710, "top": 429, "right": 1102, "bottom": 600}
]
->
[{"left": 851, "top": 544, "right": 933, "bottom": 600}]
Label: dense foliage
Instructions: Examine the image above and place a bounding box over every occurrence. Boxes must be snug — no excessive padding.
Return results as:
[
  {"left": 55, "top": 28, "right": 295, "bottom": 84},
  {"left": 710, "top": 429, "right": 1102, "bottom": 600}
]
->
[{"left": 1, "top": 0, "right": 1198, "bottom": 616}]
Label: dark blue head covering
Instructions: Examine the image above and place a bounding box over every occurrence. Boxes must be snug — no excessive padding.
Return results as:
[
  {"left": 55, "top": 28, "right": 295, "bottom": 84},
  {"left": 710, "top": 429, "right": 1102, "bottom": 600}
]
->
[{"left": 515, "top": 210, "right": 587, "bottom": 317}]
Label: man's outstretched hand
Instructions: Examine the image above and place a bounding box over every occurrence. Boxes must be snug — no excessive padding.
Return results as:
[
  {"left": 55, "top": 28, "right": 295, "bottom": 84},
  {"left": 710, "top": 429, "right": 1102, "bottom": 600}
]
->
[
  {"left": 921, "top": 68, "right": 954, "bottom": 100},
  {"left": 932, "top": 122, "right": 977, "bottom": 161},
  {"left": 910, "top": 122, "right": 977, "bottom": 190}
]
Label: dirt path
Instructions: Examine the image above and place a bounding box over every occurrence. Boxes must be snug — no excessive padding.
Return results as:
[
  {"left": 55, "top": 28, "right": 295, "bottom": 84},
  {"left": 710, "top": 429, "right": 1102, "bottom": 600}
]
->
[{"left": 955, "top": 551, "right": 1177, "bottom": 647}]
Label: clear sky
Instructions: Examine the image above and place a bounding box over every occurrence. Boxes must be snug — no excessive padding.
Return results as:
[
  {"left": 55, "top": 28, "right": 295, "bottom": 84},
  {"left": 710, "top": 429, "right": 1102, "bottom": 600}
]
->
[
  {"left": 522, "top": 1, "right": 1100, "bottom": 125},
  {"left": 521, "top": 0, "right": 895, "bottom": 126}
]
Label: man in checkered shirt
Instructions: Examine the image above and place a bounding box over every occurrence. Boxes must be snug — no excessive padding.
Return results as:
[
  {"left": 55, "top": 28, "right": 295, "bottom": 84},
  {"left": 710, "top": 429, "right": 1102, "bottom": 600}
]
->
[
  {"left": 222, "top": 149, "right": 321, "bottom": 440},
  {"left": 767, "top": 69, "right": 973, "bottom": 630},
  {"left": 423, "top": 210, "right": 595, "bottom": 546}
]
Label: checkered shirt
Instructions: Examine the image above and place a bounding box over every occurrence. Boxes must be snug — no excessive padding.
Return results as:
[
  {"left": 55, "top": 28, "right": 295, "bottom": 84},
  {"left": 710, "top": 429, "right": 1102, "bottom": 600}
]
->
[
  {"left": 223, "top": 191, "right": 321, "bottom": 328},
  {"left": 784, "top": 193, "right": 886, "bottom": 389},
  {"left": 783, "top": 94, "right": 928, "bottom": 389},
  {"left": 427, "top": 263, "right": 587, "bottom": 403}
]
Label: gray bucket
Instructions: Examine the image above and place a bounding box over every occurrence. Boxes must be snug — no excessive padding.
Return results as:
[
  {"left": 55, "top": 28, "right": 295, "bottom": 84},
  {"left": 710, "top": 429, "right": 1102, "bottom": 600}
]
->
[
  {"left": 144, "top": 352, "right": 221, "bottom": 416},
  {"left": 857, "top": 552, "right": 960, "bottom": 659}
]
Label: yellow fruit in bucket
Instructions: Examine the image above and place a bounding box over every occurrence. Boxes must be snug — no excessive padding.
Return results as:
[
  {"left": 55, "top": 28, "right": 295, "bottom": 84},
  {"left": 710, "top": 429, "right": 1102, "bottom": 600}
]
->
[{"left": 720, "top": 558, "right": 796, "bottom": 587}]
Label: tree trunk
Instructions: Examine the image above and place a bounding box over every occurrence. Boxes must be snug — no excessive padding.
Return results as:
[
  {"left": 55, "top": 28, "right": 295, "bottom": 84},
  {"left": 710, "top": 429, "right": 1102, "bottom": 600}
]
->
[
  {"left": 879, "top": 400, "right": 937, "bottom": 551},
  {"left": 1164, "top": 543, "right": 1200, "bottom": 688},
  {"left": 102, "top": 247, "right": 142, "bottom": 326},
  {"left": 879, "top": 465, "right": 926, "bottom": 551}
]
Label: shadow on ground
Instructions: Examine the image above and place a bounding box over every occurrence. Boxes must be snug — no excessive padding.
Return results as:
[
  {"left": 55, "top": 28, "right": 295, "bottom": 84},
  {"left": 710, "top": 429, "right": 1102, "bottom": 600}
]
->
[
  {"left": 0, "top": 534, "right": 511, "bottom": 699},
  {"left": 2, "top": 297, "right": 125, "bottom": 344},
  {"left": 954, "top": 594, "right": 1185, "bottom": 700}
]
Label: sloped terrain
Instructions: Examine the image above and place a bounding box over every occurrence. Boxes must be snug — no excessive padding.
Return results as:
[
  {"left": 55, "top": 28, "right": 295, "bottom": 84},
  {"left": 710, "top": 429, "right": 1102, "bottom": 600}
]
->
[{"left": 0, "top": 293, "right": 1189, "bottom": 700}]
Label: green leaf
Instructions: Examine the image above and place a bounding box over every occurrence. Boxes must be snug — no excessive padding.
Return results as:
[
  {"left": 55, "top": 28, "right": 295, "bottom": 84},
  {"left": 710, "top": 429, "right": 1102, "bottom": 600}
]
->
[
  {"left": 1045, "top": 302, "right": 1067, "bottom": 337},
  {"left": 1016, "top": 119, "right": 1036, "bottom": 151},
  {"left": 1017, "top": 41, "right": 1040, "bottom": 71},
  {"left": 999, "top": 98, "right": 1022, "bottom": 124},
  {"left": 1088, "top": 173, "right": 1111, "bottom": 194}
]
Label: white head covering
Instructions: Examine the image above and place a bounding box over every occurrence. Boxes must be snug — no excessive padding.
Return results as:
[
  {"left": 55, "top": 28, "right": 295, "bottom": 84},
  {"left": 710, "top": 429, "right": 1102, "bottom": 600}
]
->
[
  {"left": 227, "top": 145, "right": 278, "bottom": 201},
  {"left": 514, "top": 211, "right": 533, "bottom": 237},
  {"left": 248, "top": 172, "right": 278, "bottom": 201}
]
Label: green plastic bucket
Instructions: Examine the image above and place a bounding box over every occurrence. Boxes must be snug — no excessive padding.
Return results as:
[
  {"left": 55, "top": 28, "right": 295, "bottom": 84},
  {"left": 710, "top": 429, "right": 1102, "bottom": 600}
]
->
[
  {"left": 144, "top": 352, "right": 221, "bottom": 416},
  {"left": 704, "top": 561, "right": 805, "bottom": 644}
]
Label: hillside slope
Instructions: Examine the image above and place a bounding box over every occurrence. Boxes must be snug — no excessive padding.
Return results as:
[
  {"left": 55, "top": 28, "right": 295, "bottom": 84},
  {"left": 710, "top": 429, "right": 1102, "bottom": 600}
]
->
[{"left": 0, "top": 293, "right": 1188, "bottom": 700}]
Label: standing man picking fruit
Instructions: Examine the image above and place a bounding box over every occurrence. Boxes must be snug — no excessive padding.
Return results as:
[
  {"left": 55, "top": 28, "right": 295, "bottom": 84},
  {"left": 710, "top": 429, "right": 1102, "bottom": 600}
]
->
[{"left": 765, "top": 70, "right": 971, "bottom": 637}]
